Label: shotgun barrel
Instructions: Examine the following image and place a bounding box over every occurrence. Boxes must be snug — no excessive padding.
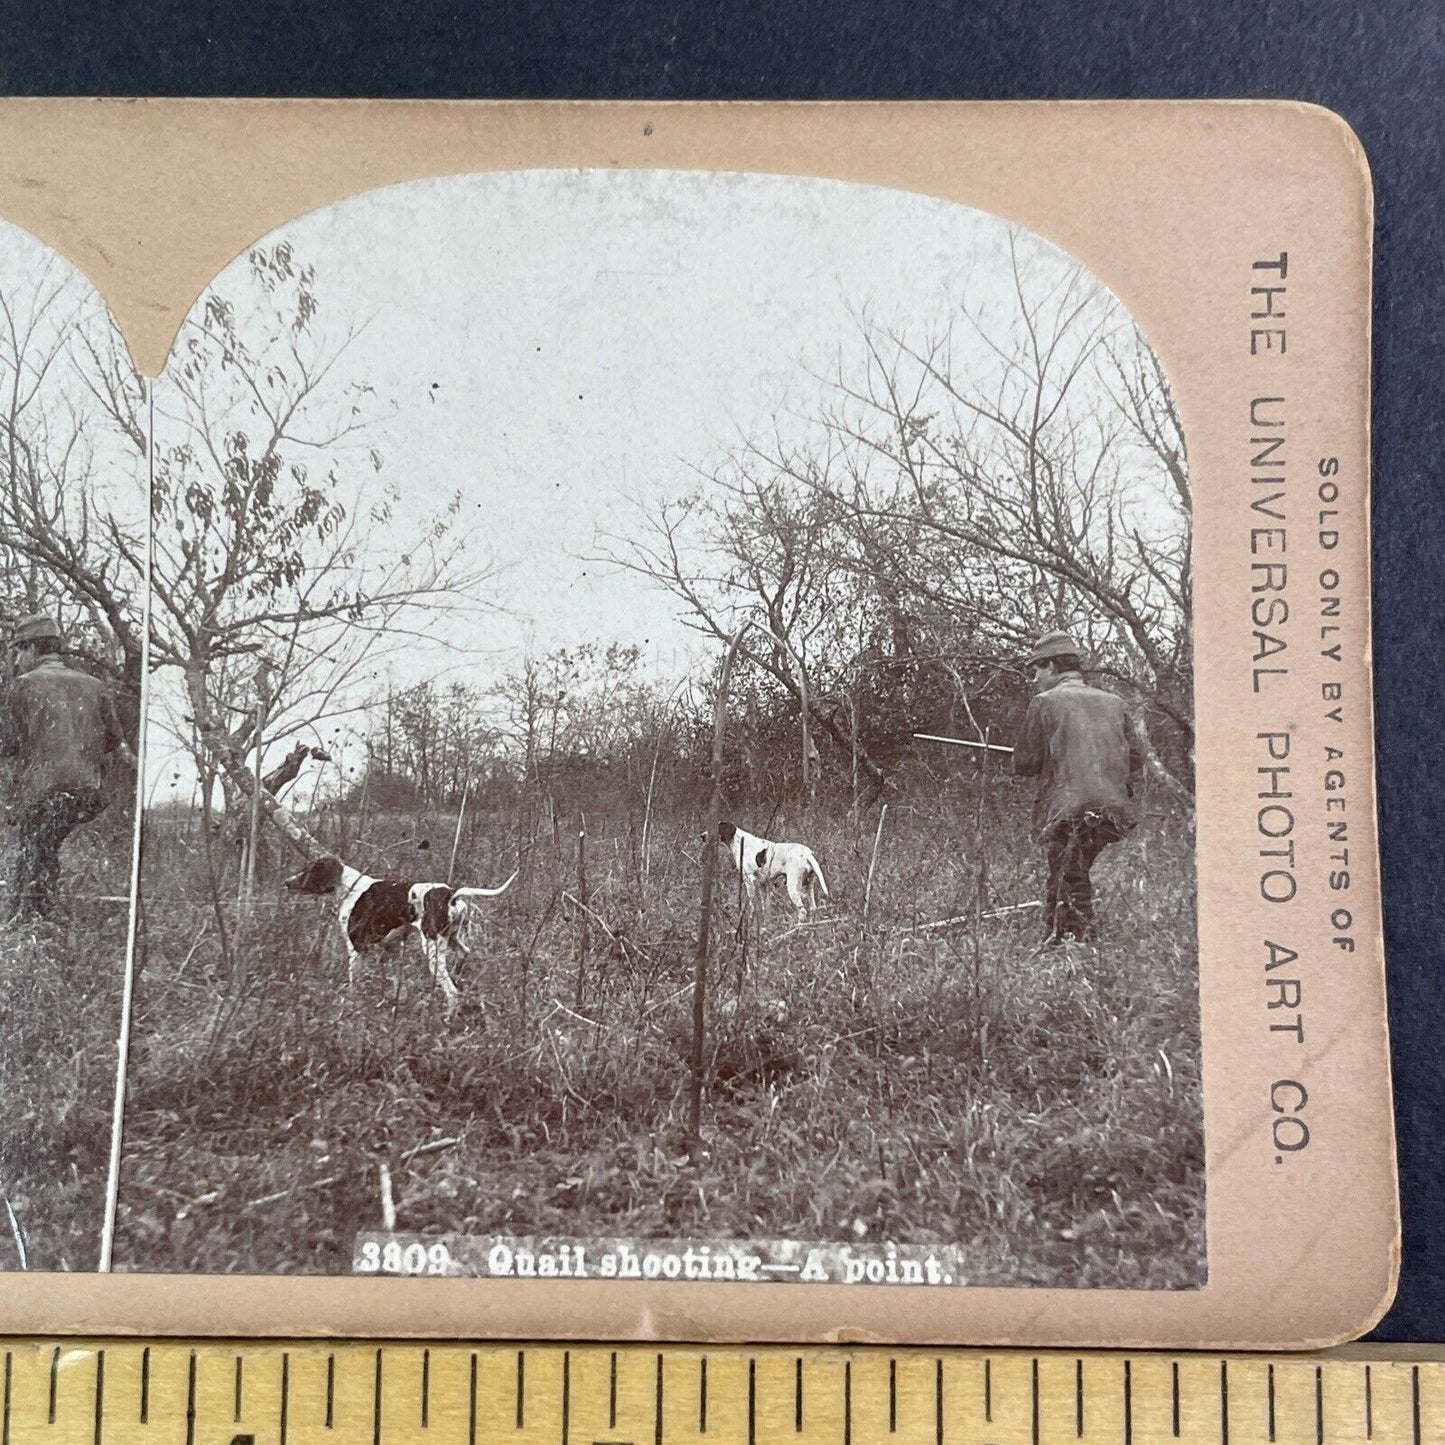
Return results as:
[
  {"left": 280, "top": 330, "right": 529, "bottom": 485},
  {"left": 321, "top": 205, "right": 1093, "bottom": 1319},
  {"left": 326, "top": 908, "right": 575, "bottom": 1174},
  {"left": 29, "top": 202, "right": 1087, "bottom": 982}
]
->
[{"left": 912, "top": 732, "right": 1015, "bottom": 755}]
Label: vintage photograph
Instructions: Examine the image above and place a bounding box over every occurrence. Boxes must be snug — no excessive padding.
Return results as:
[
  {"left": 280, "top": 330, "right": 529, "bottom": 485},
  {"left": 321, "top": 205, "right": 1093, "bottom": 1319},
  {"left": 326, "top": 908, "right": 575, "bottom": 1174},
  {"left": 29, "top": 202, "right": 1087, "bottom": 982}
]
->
[
  {"left": 114, "top": 169, "right": 1203, "bottom": 1288},
  {"left": 0, "top": 223, "right": 146, "bottom": 1270}
]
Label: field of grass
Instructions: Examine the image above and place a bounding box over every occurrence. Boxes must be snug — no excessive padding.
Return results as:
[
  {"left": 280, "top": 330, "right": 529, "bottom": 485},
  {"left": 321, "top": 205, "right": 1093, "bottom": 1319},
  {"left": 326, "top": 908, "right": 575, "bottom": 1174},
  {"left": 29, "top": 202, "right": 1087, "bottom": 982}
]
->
[
  {"left": 111, "top": 767, "right": 1204, "bottom": 1288},
  {"left": 0, "top": 810, "right": 134, "bottom": 1272}
]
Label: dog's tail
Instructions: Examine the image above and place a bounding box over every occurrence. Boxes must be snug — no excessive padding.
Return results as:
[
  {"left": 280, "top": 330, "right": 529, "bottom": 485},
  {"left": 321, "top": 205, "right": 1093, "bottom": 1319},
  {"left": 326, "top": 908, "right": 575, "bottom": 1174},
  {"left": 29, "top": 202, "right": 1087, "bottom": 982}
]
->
[
  {"left": 453, "top": 869, "right": 519, "bottom": 901},
  {"left": 805, "top": 848, "right": 830, "bottom": 898}
]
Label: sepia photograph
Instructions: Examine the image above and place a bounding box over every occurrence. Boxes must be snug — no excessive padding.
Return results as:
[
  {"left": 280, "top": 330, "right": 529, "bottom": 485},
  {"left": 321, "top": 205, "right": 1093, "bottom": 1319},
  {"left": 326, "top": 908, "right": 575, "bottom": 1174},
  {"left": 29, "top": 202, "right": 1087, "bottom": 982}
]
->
[
  {"left": 0, "top": 223, "right": 146, "bottom": 1271},
  {"left": 110, "top": 168, "right": 1203, "bottom": 1289}
]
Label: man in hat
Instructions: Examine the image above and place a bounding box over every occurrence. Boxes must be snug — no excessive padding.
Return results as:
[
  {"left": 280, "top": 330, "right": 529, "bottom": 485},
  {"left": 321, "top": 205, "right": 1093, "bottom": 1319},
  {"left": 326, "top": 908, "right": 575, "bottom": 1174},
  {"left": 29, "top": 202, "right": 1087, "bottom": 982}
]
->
[
  {"left": 1012, "top": 630, "right": 1144, "bottom": 944},
  {"left": 0, "top": 613, "right": 135, "bottom": 920}
]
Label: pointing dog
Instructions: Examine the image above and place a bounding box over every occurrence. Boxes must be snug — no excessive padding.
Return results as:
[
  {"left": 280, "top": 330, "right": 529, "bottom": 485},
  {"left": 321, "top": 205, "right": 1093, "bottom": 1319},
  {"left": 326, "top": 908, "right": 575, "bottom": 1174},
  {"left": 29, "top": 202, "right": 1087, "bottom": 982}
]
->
[
  {"left": 714, "top": 820, "right": 830, "bottom": 926},
  {"left": 284, "top": 853, "right": 516, "bottom": 1017}
]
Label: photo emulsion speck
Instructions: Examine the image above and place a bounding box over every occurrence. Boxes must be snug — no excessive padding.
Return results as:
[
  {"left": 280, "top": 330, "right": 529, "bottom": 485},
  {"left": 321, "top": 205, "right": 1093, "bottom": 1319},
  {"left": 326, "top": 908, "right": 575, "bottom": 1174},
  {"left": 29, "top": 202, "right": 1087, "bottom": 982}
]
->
[{"left": 2, "top": 168, "right": 1204, "bottom": 1292}]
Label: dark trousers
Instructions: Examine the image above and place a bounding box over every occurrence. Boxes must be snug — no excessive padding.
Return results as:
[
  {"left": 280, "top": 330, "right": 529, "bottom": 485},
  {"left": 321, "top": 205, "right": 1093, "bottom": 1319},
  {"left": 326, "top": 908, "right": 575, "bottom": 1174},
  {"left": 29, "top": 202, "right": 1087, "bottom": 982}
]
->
[
  {"left": 1043, "top": 811, "right": 1125, "bottom": 942},
  {"left": 12, "top": 787, "right": 106, "bottom": 920}
]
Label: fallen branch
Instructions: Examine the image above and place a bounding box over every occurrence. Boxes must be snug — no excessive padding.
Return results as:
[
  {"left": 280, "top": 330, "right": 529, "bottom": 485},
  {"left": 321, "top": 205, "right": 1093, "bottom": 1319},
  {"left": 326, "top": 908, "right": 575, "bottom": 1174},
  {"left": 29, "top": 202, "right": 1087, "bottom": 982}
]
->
[
  {"left": 245, "top": 1175, "right": 343, "bottom": 1212},
  {"left": 562, "top": 890, "right": 622, "bottom": 946},
  {"left": 641, "top": 983, "right": 695, "bottom": 1018},
  {"left": 547, "top": 997, "right": 603, "bottom": 1030},
  {"left": 401, "top": 1136, "right": 462, "bottom": 1164},
  {"left": 912, "top": 901, "right": 1043, "bottom": 931}
]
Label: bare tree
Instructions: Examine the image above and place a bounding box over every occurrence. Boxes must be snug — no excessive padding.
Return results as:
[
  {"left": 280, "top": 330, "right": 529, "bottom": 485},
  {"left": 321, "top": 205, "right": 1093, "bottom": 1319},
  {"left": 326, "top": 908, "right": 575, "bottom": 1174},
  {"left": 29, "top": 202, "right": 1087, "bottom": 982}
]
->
[
  {"left": 597, "top": 459, "right": 886, "bottom": 791},
  {"left": 146, "top": 241, "right": 500, "bottom": 836},
  {"left": 0, "top": 252, "right": 147, "bottom": 702},
  {"left": 799, "top": 234, "right": 1194, "bottom": 793},
  {"left": 599, "top": 232, "right": 1192, "bottom": 800}
]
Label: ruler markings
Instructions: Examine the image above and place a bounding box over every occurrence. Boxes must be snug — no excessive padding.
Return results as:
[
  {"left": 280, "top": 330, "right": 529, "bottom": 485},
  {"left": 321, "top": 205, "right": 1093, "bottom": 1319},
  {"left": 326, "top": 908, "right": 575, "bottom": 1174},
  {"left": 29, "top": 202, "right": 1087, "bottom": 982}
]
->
[
  {"left": 372, "top": 1348, "right": 383, "bottom": 1445},
  {"left": 185, "top": 1348, "right": 197, "bottom": 1445},
  {"left": 468, "top": 1352, "right": 478, "bottom": 1445},
  {"left": 280, "top": 1351, "right": 291, "bottom": 1445},
  {"left": 92, "top": 1350, "right": 104, "bottom": 1445},
  {"left": 19, "top": 1343, "right": 1445, "bottom": 1444},
  {"left": 562, "top": 1349, "right": 572, "bottom": 1445}
]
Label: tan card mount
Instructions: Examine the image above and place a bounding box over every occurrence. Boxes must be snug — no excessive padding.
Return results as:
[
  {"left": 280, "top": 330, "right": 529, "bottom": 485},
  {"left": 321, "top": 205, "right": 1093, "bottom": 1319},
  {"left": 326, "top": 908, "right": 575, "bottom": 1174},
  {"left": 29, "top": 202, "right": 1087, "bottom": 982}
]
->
[{"left": 0, "top": 99, "right": 1393, "bottom": 1348}]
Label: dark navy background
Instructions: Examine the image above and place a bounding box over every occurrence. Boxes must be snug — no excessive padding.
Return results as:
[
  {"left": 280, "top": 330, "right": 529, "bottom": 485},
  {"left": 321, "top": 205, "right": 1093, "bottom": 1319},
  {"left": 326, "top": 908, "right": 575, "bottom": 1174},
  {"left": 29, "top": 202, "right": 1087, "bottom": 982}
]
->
[{"left": 1, "top": 0, "right": 1439, "bottom": 1340}]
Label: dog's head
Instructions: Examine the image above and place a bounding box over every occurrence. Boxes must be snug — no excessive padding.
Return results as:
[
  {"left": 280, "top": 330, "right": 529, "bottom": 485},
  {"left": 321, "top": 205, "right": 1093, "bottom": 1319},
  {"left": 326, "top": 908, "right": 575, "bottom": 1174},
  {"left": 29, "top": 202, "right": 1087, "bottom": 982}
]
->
[
  {"left": 715, "top": 820, "right": 738, "bottom": 847},
  {"left": 409, "top": 882, "right": 455, "bottom": 942},
  {"left": 284, "top": 854, "right": 345, "bottom": 895}
]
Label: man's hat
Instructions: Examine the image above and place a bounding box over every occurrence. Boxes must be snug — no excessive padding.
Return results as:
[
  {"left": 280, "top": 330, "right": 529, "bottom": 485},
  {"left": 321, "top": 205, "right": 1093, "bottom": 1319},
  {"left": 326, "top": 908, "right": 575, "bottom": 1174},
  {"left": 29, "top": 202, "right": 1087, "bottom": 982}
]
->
[
  {"left": 1024, "top": 630, "right": 1082, "bottom": 666},
  {"left": 11, "top": 613, "right": 61, "bottom": 646}
]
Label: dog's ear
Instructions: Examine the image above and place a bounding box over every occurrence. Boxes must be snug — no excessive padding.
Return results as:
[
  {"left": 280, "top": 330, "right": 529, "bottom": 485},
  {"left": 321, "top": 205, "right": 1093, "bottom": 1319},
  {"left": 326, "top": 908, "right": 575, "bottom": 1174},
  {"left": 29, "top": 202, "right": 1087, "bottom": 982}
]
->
[
  {"left": 286, "top": 854, "right": 342, "bottom": 894},
  {"left": 717, "top": 821, "right": 736, "bottom": 845}
]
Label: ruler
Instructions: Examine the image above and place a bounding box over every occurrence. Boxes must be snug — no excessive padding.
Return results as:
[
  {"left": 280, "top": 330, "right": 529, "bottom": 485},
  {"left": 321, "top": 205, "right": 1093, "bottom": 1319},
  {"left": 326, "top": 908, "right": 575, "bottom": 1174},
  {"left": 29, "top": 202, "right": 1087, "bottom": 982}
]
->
[{"left": 0, "top": 1342, "right": 1438, "bottom": 1445}]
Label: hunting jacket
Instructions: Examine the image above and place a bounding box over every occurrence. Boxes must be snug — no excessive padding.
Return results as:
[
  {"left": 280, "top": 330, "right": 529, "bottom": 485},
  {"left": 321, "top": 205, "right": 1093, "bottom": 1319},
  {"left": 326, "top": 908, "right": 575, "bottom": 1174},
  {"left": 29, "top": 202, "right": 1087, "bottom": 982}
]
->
[
  {"left": 0, "top": 657, "right": 129, "bottom": 807},
  {"left": 1012, "top": 671, "right": 1144, "bottom": 839}
]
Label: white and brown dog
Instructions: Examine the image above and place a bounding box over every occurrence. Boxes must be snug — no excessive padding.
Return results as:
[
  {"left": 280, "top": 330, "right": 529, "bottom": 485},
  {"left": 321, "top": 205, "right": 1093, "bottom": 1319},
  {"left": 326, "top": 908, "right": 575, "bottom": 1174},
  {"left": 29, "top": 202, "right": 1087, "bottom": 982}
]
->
[
  {"left": 284, "top": 854, "right": 517, "bottom": 1017},
  {"left": 715, "top": 820, "right": 830, "bottom": 925}
]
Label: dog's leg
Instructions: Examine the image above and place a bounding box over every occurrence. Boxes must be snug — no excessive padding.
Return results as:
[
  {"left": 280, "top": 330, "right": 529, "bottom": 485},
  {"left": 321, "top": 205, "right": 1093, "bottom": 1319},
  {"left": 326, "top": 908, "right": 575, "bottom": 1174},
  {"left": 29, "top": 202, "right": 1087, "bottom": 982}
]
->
[
  {"left": 345, "top": 939, "right": 362, "bottom": 989},
  {"left": 784, "top": 867, "right": 810, "bottom": 924},
  {"left": 424, "top": 939, "right": 462, "bottom": 1019}
]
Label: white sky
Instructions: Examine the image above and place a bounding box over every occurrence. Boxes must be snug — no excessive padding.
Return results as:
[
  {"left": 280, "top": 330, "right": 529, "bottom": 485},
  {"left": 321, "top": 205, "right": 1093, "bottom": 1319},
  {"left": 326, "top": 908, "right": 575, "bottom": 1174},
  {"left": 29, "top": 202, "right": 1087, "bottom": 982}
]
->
[
  {"left": 0, "top": 170, "right": 1151, "bottom": 801},
  {"left": 241, "top": 168, "right": 1059, "bottom": 675}
]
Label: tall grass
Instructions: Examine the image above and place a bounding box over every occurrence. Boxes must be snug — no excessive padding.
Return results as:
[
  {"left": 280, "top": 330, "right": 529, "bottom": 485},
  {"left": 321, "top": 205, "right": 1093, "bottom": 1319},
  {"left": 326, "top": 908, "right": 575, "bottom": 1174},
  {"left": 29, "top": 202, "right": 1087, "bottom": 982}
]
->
[
  {"left": 0, "top": 813, "right": 133, "bottom": 1271},
  {"left": 114, "top": 776, "right": 1204, "bottom": 1288}
]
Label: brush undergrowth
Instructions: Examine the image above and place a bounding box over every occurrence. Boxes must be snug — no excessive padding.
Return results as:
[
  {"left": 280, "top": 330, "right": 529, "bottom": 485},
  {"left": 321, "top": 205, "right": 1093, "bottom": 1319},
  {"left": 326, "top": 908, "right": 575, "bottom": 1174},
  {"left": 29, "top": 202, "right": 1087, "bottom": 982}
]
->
[{"left": 102, "top": 784, "right": 1203, "bottom": 1288}]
